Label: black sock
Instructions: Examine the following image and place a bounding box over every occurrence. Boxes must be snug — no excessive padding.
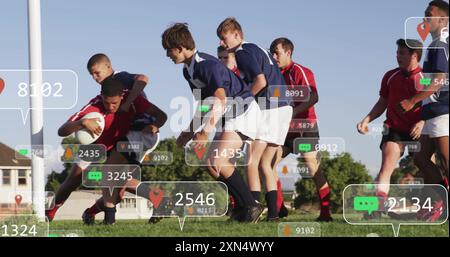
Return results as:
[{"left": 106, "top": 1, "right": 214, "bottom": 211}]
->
[
  {"left": 251, "top": 191, "right": 261, "bottom": 202},
  {"left": 265, "top": 191, "right": 278, "bottom": 219},
  {"left": 218, "top": 175, "right": 244, "bottom": 209},
  {"left": 103, "top": 207, "right": 116, "bottom": 225},
  {"left": 137, "top": 184, "right": 151, "bottom": 200},
  {"left": 224, "top": 171, "right": 257, "bottom": 207}
]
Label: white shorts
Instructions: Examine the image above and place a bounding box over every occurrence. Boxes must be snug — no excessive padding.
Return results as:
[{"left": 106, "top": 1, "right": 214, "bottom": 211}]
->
[
  {"left": 224, "top": 100, "right": 261, "bottom": 140},
  {"left": 256, "top": 105, "right": 293, "bottom": 145},
  {"left": 422, "top": 114, "right": 449, "bottom": 138}
]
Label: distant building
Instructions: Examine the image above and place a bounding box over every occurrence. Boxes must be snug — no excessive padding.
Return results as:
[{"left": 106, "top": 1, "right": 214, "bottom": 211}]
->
[
  {"left": 0, "top": 142, "right": 151, "bottom": 220},
  {"left": 0, "top": 142, "right": 32, "bottom": 214}
]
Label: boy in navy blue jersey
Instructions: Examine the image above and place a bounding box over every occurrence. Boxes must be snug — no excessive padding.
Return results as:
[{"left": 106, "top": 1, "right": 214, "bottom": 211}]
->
[
  {"left": 87, "top": 53, "right": 156, "bottom": 131},
  {"left": 217, "top": 18, "right": 293, "bottom": 221},
  {"left": 162, "top": 23, "right": 264, "bottom": 223},
  {"left": 399, "top": 0, "right": 449, "bottom": 221}
]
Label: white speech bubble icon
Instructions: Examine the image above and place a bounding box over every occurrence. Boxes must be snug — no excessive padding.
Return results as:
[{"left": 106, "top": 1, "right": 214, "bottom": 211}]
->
[
  {"left": 136, "top": 181, "right": 228, "bottom": 231},
  {"left": 343, "top": 184, "right": 448, "bottom": 237},
  {"left": 0, "top": 70, "right": 78, "bottom": 124}
]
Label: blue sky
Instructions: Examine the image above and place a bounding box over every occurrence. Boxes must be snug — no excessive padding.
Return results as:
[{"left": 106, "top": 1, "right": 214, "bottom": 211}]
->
[{"left": 0, "top": 0, "right": 439, "bottom": 176}]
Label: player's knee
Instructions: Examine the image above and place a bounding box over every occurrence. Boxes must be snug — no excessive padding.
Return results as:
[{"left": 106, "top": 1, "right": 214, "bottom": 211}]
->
[
  {"left": 258, "top": 161, "right": 272, "bottom": 175},
  {"left": 438, "top": 154, "right": 449, "bottom": 170},
  {"left": 114, "top": 188, "right": 126, "bottom": 204}
]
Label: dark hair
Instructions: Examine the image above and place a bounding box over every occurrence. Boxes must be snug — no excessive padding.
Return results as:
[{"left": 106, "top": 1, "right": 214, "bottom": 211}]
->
[
  {"left": 161, "top": 23, "right": 196, "bottom": 50},
  {"left": 87, "top": 53, "right": 110, "bottom": 72},
  {"left": 100, "top": 77, "right": 124, "bottom": 97},
  {"left": 217, "top": 45, "right": 227, "bottom": 53},
  {"left": 216, "top": 17, "right": 244, "bottom": 38},
  {"left": 429, "top": 1, "right": 449, "bottom": 16},
  {"left": 396, "top": 39, "right": 423, "bottom": 62},
  {"left": 270, "top": 37, "right": 294, "bottom": 56}
]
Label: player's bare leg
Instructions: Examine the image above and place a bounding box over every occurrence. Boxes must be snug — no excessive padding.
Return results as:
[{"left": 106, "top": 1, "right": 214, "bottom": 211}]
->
[
  {"left": 83, "top": 149, "right": 136, "bottom": 224},
  {"left": 260, "top": 145, "right": 280, "bottom": 220},
  {"left": 414, "top": 135, "right": 448, "bottom": 221},
  {"left": 435, "top": 136, "right": 449, "bottom": 181},
  {"left": 45, "top": 164, "right": 83, "bottom": 221},
  {"left": 377, "top": 142, "right": 404, "bottom": 194},
  {"left": 246, "top": 140, "right": 268, "bottom": 202},
  {"left": 414, "top": 136, "right": 444, "bottom": 184},
  {"left": 207, "top": 131, "right": 263, "bottom": 222},
  {"left": 369, "top": 141, "right": 404, "bottom": 218},
  {"left": 271, "top": 146, "right": 289, "bottom": 218},
  {"left": 302, "top": 150, "right": 332, "bottom": 221}
]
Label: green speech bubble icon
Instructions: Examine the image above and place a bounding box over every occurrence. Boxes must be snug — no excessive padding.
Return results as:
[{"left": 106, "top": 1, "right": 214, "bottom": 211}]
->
[
  {"left": 199, "top": 105, "right": 210, "bottom": 113},
  {"left": 419, "top": 78, "right": 432, "bottom": 87},
  {"left": 354, "top": 196, "right": 379, "bottom": 215},
  {"left": 87, "top": 169, "right": 102, "bottom": 182},
  {"left": 19, "top": 149, "right": 29, "bottom": 156},
  {"left": 298, "top": 143, "right": 312, "bottom": 152}
]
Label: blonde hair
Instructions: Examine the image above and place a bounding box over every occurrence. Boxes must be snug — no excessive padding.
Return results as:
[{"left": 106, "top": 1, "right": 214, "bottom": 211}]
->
[{"left": 216, "top": 17, "right": 244, "bottom": 38}]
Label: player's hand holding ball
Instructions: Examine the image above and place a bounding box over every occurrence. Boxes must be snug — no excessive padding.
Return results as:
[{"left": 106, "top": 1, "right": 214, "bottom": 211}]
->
[
  {"left": 82, "top": 118, "right": 103, "bottom": 137},
  {"left": 75, "top": 112, "right": 105, "bottom": 145}
]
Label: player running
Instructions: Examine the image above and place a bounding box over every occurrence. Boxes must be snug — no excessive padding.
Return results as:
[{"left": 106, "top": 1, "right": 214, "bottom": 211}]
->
[
  {"left": 47, "top": 78, "right": 167, "bottom": 224},
  {"left": 216, "top": 18, "right": 293, "bottom": 221},
  {"left": 270, "top": 37, "right": 332, "bottom": 221},
  {"left": 162, "top": 23, "right": 264, "bottom": 223},
  {"left": 399, "top": 1, "right": 449, "bottom": 221},
  {"left": 357, "top": 39, "right": 425, "bottom": 218}
]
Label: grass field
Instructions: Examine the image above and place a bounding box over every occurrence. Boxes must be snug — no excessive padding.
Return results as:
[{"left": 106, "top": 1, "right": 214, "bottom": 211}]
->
[{"left": 49, "top": 212, "right": 449, "bottom": 237}]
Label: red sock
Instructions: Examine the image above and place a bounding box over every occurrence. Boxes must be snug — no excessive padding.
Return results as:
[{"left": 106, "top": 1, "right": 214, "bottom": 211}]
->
[
  {"left": 443, "top": 177, "right": 449, "bottom": 191},
  {"left": 45, "top": 201, "right": 64, "bottom": 220},
  {"left": 229, "top": 196, "right": 235, "bottom": 209},
  {"left": 86, "top": 200, "right": 104, "bottom": 215},
  {"left": 276, "top": 179, "right": 283, "bottom": 212},
  {"left": 318, "top": 187, "right": 331, "bottom": 217},
  {"left": 376, "top": 191, "right": 388, "bottom": 211}
]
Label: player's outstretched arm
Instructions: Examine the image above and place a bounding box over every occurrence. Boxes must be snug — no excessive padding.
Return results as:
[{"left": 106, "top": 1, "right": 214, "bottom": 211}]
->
[
  {"left": 357, "top": 97, "right": 387, "bottom": 134},
  {"left": 398, "top": 73, "right": 447, "bottom": 113}
]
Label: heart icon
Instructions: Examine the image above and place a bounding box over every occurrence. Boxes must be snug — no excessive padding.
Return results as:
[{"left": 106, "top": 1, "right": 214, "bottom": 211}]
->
[
  {"left": 194, "top": 144, "right": 207, "bottom": 160},
  {"left": 0, "top": 77, "right": 5, "bottom": 95}
]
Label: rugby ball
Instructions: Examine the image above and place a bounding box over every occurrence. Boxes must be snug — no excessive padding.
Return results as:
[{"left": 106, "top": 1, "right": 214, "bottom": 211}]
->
[{"left": 75, "top": 112, "right": 105, "bottom": 145}]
